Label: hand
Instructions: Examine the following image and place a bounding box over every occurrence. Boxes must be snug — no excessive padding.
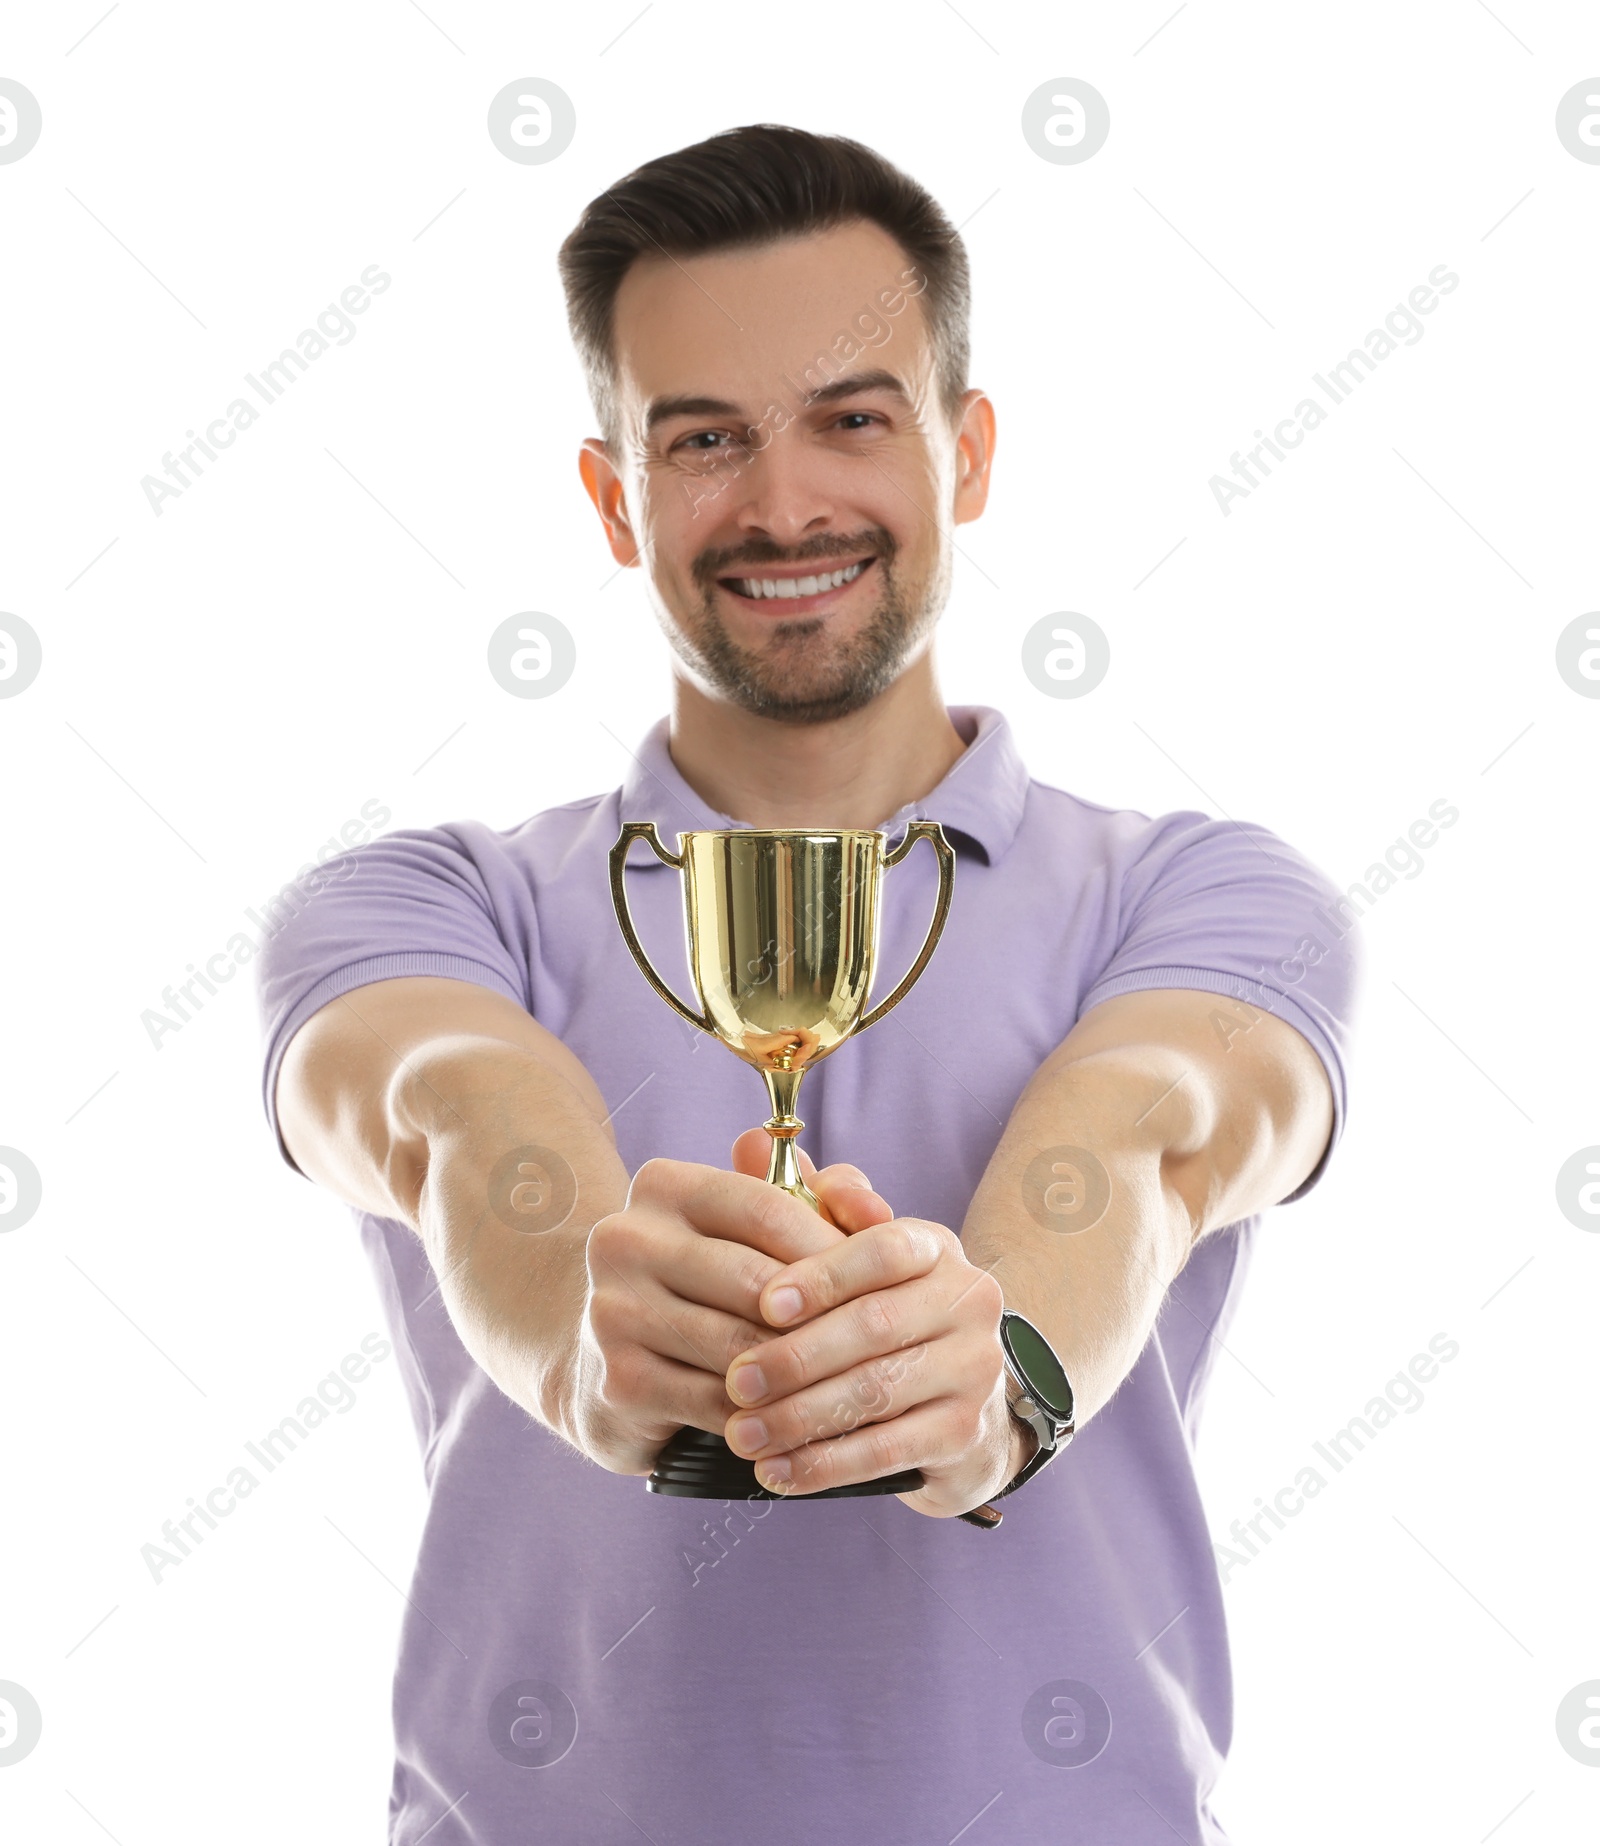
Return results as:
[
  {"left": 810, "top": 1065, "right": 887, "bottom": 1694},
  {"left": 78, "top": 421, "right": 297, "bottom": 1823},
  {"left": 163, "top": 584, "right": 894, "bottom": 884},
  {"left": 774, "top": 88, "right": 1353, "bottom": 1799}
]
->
[
  {"left": 570, "top": 1143, "right": 898, "bottom": 1476},
  {"left": 720, "top": 1139, "right": 1021, "bottom": 1519}
]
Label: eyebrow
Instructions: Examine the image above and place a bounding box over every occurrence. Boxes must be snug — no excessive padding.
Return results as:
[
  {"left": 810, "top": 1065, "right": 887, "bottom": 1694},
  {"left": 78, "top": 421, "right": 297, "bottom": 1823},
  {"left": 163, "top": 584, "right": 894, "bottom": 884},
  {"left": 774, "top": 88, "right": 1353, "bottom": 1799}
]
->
[{"left": 643, "top": 368, "right": 915, "bottom": 435}]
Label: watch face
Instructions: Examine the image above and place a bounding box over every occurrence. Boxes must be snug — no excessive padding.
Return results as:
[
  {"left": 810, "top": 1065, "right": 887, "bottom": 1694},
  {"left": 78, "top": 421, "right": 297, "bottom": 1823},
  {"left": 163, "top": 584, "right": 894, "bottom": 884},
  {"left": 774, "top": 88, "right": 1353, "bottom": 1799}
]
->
[{"left": 1003, "top": 1314, "right": 1074, "bottom": 1423}]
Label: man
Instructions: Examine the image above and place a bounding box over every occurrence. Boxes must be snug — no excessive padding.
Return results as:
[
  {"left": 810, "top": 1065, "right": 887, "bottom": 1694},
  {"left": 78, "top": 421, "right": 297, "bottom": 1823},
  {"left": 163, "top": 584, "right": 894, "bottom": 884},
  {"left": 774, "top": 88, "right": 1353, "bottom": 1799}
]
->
[{"left": 258, "top": 124, "right": 1357, "bottom": 1844}]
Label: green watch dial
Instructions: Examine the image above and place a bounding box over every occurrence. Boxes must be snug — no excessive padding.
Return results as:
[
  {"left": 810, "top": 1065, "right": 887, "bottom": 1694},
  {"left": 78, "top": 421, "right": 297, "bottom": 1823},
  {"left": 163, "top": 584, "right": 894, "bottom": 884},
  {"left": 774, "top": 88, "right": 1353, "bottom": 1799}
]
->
[{"left": 1002, "top": 1313, "right": 1074, "bottom": 1424}]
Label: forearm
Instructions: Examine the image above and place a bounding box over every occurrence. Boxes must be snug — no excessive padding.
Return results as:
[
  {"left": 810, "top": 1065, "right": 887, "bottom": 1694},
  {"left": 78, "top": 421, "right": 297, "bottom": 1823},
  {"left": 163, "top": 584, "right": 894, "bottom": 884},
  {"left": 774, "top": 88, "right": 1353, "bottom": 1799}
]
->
[
  {"left": 959, "top": 1044, "right": 1202, "bottom": 1431},
  {"left": 386, "top": 1035, "right": 631, "bottom": 1439}
]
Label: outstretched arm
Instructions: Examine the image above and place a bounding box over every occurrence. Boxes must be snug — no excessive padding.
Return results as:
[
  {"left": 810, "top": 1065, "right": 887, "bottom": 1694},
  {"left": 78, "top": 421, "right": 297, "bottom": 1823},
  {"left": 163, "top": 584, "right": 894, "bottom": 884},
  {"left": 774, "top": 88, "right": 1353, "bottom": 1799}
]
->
[
  {"left": 959, "top": 985, "right": 1334, "bottom": 1429},
  {"left": 716, "top": 986, "right": 1335, "bottom": 1515},
  {"left": 274, "top": 973, "right": 897, "bottom": 1471}
]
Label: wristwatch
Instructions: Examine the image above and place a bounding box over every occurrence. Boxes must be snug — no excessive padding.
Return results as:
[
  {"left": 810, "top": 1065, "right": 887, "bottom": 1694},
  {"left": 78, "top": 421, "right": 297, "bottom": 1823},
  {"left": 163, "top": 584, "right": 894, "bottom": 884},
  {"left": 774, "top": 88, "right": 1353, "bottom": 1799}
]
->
[{"left": 957, "top": 1310, "right": 1076, "bottom": 1531}]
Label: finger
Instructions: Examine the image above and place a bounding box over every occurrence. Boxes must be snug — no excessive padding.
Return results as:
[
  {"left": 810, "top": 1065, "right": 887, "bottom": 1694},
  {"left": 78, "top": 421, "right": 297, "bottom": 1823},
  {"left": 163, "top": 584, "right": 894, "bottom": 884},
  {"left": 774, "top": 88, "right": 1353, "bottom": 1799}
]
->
[
  {"left": 728, "top": 1128, "right": 837, "bottom": 1183},
  {"left": 748, "top": 1400, "right": 963, "bottom": 1498},
  {"left": 590, "top": 1214, "right": 783, "bottom": 1344},
  {"left": 729, "top": 1126, "right": 783, "bottom": 1180},
  {"left": 728, "top": 1127, "right": 837, "bottom": 1182},
  {"left": 811, "top": 1166, "right": 895, "bottom": 1236},
  {"left": 632, "top": 1157, "right": 844, "bottom": 1265},
  {"left": 619, "top": 1282, "right": 777, "bottom": 1379},
  {"left": 756, "top": 1218, "right": 949, "bottom": 1329},
  {"left": 726, "top": 1339, "right": 939, "bottom": 1458},
  {"left": 726, "top": 1268, "right": 954, "bottom": 1405},
  {"left": 728, "top": 1130, "right": 893, "bottom": 1236},
  {"left": 635, "top": 1352, "right": 745, "bottom": 1440}
]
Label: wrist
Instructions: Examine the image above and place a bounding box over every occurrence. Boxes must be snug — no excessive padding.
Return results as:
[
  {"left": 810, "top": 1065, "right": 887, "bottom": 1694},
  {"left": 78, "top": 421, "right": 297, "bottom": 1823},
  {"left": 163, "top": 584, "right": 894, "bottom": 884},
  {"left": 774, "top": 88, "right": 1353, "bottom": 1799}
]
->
[{"left": 1004, "top": 1401, "right": 1040, "bottom": 1487}]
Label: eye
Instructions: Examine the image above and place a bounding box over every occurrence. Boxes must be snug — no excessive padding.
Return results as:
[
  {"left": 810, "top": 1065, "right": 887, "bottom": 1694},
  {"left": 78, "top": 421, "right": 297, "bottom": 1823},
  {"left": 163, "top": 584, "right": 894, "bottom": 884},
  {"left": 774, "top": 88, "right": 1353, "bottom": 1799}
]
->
[
  {"left": 833, "top": 412, "right": 883, "bottom": 432},
  {"left": 673, "top": 429, "right": 749, "bottom": 455}
]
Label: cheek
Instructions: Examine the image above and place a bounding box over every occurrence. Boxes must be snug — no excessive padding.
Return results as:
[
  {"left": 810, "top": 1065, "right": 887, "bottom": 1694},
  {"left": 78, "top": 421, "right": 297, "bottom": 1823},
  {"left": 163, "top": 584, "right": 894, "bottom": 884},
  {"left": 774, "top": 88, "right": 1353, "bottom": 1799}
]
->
[
  {"left": 884, "top": 452, "right": 951, "bottom": 528},
  {"left": 635, "top": 500, "right": 710, "bottom": 592}
]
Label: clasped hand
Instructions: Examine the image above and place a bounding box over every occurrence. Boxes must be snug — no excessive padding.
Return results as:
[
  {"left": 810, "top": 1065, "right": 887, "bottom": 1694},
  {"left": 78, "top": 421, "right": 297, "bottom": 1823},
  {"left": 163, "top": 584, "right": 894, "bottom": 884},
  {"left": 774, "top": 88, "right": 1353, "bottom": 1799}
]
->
[{"left": 579, "top": 1130, "right": 1026, "bottom": 1519}]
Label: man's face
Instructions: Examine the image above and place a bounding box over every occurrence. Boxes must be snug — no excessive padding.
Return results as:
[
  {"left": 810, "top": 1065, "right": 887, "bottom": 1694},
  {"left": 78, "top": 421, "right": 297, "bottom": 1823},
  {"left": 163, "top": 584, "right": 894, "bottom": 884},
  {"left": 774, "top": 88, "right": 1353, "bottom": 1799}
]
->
[{"left": 583, "top": 219, "right": 991, "bottom": 724}]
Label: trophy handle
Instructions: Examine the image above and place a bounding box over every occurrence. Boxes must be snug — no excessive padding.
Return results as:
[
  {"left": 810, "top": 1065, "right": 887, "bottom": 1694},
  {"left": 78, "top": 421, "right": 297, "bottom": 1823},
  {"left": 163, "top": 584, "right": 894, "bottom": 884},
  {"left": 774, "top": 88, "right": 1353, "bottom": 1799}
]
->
[
  {"left": 609, "top": 822, "right": 715, "bottom": 1036},
  {"left": 856, "top": 820, "right": 955, "bottom": 1034}
]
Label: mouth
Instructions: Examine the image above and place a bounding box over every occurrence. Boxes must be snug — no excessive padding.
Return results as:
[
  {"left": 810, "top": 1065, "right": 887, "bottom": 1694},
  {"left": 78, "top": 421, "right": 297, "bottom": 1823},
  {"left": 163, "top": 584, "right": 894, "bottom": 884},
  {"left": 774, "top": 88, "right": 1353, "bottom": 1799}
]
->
[{"left": 715, "top": 555, "right": 876, "bottom": 615}]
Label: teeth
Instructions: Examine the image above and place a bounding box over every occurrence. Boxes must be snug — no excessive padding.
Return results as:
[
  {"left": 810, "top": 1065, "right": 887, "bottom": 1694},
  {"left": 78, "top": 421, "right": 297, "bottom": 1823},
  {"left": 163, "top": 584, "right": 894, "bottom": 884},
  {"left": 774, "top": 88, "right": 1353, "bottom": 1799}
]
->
[{"left": 733, "top": 559, "right": 866, "bottom": 600}]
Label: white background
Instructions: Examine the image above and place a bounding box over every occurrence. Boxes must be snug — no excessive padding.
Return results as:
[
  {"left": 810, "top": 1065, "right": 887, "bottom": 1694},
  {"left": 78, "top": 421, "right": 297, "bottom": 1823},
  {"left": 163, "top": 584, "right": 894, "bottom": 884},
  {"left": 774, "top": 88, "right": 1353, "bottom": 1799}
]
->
[{"left": 1, "top": 1, "right": 1596, "bottom": 1840}]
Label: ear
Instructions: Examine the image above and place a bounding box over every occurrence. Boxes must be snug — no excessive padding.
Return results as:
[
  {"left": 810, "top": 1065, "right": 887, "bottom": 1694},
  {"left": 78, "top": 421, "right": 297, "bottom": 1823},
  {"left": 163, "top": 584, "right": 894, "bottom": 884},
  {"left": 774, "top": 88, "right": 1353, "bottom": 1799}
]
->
[
  {"left": 578, "top": 438, "right": 643, "bottom": 568},
  {"left": 951, "top": 389, "right": 996, "bottom": 528}
]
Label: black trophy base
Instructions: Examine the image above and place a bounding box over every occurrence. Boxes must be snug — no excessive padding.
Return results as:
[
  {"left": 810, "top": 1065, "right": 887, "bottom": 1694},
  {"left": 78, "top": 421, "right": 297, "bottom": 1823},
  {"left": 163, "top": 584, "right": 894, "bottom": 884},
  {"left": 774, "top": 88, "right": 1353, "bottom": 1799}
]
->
[{"left": 645, "top": 1426, "right": 924, "bottom": 1500}]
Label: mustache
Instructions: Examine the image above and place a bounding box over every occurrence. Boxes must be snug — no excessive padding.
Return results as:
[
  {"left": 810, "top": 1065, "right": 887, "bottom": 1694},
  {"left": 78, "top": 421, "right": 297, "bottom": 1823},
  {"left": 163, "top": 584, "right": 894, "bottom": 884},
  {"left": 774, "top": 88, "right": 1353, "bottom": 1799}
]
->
[{"left": 695, "top": 532, "right": 897, "bottom": 582}]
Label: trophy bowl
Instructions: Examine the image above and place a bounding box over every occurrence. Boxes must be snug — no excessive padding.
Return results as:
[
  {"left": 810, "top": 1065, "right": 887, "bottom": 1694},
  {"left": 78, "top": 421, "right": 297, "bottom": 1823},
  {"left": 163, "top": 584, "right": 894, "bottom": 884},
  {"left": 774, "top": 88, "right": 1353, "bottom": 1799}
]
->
[{"left": 609, "top": 820, "right": 955, "bottom": 1501}]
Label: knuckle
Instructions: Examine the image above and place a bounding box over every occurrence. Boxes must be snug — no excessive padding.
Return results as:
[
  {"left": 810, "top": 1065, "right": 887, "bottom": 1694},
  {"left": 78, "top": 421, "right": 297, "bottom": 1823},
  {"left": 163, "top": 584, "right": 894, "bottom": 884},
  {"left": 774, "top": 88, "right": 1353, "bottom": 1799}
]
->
[
  {"left": 586, "top": 1288, "right": 628, "bottom": 1343},
  {"left": 587, "top": 1211, "right": 644, "bottom": 1271},
  {"left": 734, "top": 1250, "right": 777, "bottom": 1307},
  {"left": 777, "top": 1330, "right": 818, "bottom": 1388},
  {"left": 781, "top": 1439, "right": 824, "bottom": 1490},
  {"left": 965, "top": 1267, "right": 1005, "bottom": 1323},
  {"left": 822, "top": 1164, "right": 871, "bottom": 1194},
  {"left": 595, "top": 1344, "right": 643, "bottom": 1410},
  {"left": 585, "top": 1212, "right": 620, "bottom": 1265},
  {"left": 766, "top": 1402, "right": 806, "bottom": 1451},
  {"left": 723, "top": 1318, "right": 771, "bottom": 1370},
  {"left": 749, "top": 1186, "right": 799, "bottom": 1243},
  {"left": 878, "top": 1344, "right": 919, "bottom": 1393},
  {"left": 813, "top": 1380, "right": 862, "bottom": 1442},
  {"left": 883, "top": 1220, "right": 924, "bottom": 1273},
  {"left": 807, "top": 1267, "right": 843, "bottom": 1315},
  {"left": 863, "top": 1422, "right": 903, "bottom": 1477},
  {"left": 854, "top": 1290, "right": 900, "bottom": 1348},
  {"left": 970, "top": 1336, "right": 1005, "bottom": 1395},
  {"left": 630, "top": 1155, "right": 679, "bottom": 1198},
  {"left": 913, "top": 1222, "right": 957, "bottom": 1278},
  {"left": 855, "top": 1355, "right": 902, "bottom": 1418}
]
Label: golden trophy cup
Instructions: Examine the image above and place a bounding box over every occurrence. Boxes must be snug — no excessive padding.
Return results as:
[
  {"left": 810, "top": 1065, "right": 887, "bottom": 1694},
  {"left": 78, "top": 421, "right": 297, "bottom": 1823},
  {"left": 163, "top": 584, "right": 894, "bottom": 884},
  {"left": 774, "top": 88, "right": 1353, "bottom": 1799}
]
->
[{"left": 609, "top": 820, "right": 955, "bottom": 1500}]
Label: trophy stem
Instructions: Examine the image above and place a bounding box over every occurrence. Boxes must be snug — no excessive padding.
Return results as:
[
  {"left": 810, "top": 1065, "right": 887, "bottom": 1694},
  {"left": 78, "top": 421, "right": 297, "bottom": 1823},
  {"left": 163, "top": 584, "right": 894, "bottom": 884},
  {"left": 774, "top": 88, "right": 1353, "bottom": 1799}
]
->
[{"left": 760, "top": 1062, "right": 821, "bottom": 1213}]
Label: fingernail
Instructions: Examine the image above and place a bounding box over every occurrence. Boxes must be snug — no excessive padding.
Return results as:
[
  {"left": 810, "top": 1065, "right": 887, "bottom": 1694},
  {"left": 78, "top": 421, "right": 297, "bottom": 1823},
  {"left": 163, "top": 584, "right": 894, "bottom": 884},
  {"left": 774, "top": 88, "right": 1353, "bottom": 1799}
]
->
[
  {"left": 730, "top": 1415, "right": 767, "bottom": 1452},
  {"left": 759, "top": 1456, "right": 792, "bottom": 1486},
  {"left": 767, "top": 1286, "right": 803, "bottom": 1324},
  {"left": 730, "top": 1364, "right": 767, "bottom": 1403}
]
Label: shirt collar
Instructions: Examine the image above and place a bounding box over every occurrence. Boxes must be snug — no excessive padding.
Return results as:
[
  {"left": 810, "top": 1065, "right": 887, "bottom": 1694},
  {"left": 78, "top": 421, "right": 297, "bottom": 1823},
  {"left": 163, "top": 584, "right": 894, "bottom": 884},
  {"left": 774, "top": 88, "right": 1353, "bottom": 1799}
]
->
[{"left": 615, "top": 704, "right": 1029, "bottom": 868}]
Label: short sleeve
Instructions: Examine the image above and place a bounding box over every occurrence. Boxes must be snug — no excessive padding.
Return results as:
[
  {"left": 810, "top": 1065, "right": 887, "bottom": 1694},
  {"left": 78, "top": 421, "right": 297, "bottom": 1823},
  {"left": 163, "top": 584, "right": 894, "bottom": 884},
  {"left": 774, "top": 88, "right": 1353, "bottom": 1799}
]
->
[
  {"left": 253, "top": 825, "right": 533, "bottom": 1176},
  {"left": 1078, "top": 811, "right": 1362, "bottom": 1203}
]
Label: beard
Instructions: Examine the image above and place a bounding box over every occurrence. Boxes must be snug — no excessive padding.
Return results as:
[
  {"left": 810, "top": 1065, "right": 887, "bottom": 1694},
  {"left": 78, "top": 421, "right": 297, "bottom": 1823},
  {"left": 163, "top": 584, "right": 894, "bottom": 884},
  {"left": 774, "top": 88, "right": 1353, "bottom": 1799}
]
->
[{"left": 664, "top": 527, "right": 949, "bottom": 725}]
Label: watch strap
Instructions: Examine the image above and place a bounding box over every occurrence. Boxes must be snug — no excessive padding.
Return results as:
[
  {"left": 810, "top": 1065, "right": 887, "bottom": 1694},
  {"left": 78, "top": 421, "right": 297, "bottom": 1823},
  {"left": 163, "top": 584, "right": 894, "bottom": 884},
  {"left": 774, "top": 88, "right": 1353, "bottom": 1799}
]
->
[{"left": 957, "top": 1316, "right": 1075, "bottom": 1530}]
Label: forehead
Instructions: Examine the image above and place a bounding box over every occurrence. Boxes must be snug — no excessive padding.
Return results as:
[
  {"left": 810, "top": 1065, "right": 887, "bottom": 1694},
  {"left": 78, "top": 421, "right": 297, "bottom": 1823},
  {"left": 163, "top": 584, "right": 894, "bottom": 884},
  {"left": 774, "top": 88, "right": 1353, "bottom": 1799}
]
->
[{"left": 610, "top": 218, "right": 932, "bottom": 412}]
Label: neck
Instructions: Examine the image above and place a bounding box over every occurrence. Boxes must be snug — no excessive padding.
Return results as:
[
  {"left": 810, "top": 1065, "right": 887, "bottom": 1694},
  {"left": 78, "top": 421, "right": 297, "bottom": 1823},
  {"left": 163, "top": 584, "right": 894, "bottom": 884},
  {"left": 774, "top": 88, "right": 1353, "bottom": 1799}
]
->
[{"left": 665, "top": 653, "right": 968, "bottom": 830}]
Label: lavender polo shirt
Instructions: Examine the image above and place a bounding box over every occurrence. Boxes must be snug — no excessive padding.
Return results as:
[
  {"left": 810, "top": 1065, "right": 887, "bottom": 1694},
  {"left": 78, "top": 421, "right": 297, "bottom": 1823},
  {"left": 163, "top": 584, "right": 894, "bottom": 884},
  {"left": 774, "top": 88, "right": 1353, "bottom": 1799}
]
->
[{"left": 257, "top": 703, "right": 1358, "bottom": 1845}]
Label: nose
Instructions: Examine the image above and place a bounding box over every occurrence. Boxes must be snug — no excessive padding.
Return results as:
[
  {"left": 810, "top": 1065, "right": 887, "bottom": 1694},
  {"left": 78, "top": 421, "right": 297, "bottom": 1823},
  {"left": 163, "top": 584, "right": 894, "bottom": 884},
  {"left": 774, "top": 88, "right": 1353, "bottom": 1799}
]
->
[{"left": 727, "top": 430, "right": 843, "bottom": 551}]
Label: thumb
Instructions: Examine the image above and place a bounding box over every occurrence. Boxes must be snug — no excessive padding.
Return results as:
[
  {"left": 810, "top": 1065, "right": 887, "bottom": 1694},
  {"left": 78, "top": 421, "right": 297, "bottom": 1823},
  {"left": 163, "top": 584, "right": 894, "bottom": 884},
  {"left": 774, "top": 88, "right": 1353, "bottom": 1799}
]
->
[{"left": 730, "top": 1126, "right": 818, "bottom": 1181}]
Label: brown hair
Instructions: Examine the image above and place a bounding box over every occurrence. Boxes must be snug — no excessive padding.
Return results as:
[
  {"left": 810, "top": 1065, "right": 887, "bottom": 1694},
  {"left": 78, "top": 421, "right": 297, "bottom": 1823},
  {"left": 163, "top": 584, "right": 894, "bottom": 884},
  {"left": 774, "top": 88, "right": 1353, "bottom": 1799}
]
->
[{"left": 557, "top": 123, "right": 970, "bottom": 449}]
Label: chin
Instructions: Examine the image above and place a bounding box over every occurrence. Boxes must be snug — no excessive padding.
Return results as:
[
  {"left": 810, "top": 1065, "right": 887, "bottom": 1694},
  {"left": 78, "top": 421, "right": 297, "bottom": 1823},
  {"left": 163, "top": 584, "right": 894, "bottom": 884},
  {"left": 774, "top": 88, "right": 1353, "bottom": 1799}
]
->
[{"left": 727, "top": 661, "right": 902, "bottom": 725}]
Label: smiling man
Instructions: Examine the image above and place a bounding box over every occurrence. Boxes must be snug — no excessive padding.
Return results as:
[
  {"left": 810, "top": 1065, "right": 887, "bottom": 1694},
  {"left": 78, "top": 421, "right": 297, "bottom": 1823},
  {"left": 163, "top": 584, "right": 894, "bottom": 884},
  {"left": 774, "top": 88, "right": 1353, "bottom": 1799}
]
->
[{"left": 257, "top": 125, "right": 1359, "bottom": 1845}]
